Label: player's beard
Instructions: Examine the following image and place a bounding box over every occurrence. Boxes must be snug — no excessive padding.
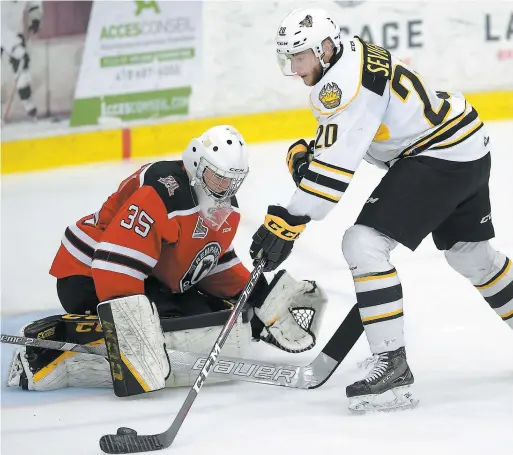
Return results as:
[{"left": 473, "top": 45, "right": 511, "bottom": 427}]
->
[{"left": 193, "top": 184, "right": 234, "bottom": 231}]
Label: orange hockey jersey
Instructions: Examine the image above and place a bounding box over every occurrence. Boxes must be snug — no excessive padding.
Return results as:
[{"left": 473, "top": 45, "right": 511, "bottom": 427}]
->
[{"left": 49, "top": 161, "right": 250, "bottom": 302}]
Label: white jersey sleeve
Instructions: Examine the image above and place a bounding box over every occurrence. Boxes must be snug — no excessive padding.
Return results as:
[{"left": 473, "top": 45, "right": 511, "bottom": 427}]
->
[{"left": 287, "top": 41, "right": 388, "bottom": 220}]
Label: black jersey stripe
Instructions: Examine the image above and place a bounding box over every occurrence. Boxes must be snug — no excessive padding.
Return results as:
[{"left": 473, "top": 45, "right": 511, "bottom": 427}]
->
[
  {"left": 356, "top": 284, "right": 403, "bottom": 308},
  {"left": 476, "top": 258, "right": 510, "bottom": 289},
  {"left": 65, "top": 228, "right": 95, "bottom": 258},
  {"left": 93, "top": 250, "right": 153, "bottom": 276},
  {"left": 304, "top": 169, "right": 349, "bottom": 192},
  {"left": 218, "top": 249, "right": 237, "bottom": 265},
  {"left": 431, "top": 122, "right": 484, "bottom": 150},
  {"left": 311, "top": 159, "right": 355, "bottom": 176},
  {"left": 485, "top": 281, "right": 513, "bottom": 309},
  {"left": 403, "top": 108, "right": 478, "bottom": 157},
  {"left": 400, "top": 106, "right": 477, "bottom": 158}
]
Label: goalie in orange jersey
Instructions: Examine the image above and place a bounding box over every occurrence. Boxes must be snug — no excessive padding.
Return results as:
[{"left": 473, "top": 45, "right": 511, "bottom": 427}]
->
[{"left": 7, "top": 125, "right": 327, "bottom": 396}]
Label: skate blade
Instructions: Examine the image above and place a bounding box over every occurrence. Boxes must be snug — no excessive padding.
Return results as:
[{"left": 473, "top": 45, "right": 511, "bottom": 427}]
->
[{"left": 348, "top": 386, "right": 419, "bottom": 414}]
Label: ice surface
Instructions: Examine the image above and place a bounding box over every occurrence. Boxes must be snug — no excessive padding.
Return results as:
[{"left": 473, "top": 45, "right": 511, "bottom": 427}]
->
[{"left": 1, "top": 121, "right": 512, "bottom": 454}]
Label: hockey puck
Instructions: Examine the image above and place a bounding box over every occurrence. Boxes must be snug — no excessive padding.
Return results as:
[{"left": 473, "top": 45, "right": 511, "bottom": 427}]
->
[{"left": 117, "top": 427, "right": 137, "bottom": 436}]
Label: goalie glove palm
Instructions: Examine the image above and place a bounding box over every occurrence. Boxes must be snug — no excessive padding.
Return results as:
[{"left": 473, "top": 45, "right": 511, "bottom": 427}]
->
[{"left": 250, "top": 205, "right": 310, "bottom": 271}]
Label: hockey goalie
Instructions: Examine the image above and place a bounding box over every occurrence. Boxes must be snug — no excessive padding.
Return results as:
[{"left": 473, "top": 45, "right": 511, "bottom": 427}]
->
[{"left": 6, "top": 125, "right": 327, "bottom": 397}]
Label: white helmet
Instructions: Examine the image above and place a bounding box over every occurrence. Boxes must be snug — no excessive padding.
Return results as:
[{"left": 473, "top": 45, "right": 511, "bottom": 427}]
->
[
  {"left": 183, "top": 125, "right": 248, "bottom": 230},
  {"left": 276, "top": 8, "right": 341, "bottom": 76}
]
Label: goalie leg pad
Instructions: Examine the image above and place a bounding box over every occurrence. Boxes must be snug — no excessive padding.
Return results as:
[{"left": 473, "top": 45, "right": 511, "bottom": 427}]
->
[
  {"left": 165, "top": 313, "right": 251, "bottom": 387},
  {"left": 97, "top": 295, "right": 170, "bottom": 397},
  {"left": 6, "top": 315, "right": 111, "bottom": 391},
  {"left": 254, "top": 270, "right": 327, "bottom": 353}
]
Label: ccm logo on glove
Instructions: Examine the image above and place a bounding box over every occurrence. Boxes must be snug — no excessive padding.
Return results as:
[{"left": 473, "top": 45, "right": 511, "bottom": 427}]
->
[{"left": 264, "top": 214, "right": 305, "bottom": 240}]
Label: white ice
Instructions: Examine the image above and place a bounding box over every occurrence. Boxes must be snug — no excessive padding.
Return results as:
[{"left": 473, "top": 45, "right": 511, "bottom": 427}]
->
[{"left": 1, "top": 121, "right": 512, "bottom": 455}]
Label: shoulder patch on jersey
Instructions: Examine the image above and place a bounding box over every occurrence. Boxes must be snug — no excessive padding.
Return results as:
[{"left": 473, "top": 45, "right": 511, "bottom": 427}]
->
[
  {"left": 142, "top": 160, "right": 196, "bottom": 214},
  {"left": 319, "top": 82, "right": 342, "bottom": 109},
  {"left": 158, "top": 176, "right": 180, "bottom": 196},
  {"left": 357, "top": 37, "right": 392, "bottom": 96}
]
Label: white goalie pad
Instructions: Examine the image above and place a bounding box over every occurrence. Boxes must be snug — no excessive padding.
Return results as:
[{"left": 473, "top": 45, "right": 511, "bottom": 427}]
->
[
  {"left": 7, "top": 343, "right": 112, "bottom": 391},
  {"left": 164, "top": 313, "right": 251, "bottom": 387},
  {"left": 97, "top": 294, "right": 170, "bottom": 396},
  {"left": 6, "top": 311, "right": 251, "bottom": 391},
  {"left": 254, "top": 270, "right": 328, "bottom": 353}
]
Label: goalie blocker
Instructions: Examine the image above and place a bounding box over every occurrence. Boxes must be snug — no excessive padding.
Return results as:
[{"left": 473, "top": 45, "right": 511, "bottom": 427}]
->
[{"left": 7, "top": 271, "right": 327, "bottom": 394}]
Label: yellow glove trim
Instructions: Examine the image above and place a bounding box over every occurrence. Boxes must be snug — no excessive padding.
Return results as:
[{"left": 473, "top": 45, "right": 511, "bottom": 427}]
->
[
  {"left": 264, "top": 214, "right": 306, "bottom": 240},
  {"left": 286, "top": 143, "right": 308, "bottom": 174}
]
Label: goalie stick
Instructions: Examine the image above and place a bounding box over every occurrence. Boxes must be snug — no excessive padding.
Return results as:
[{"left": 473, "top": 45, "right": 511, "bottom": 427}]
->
[{"left": 1, "top": 302, "right": 362, "bottom": 390}]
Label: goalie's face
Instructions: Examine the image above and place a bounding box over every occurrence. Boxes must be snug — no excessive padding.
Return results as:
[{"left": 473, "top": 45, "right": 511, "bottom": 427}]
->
[{"left": 200, "top": 161, "right": 247, "bottom": 201}]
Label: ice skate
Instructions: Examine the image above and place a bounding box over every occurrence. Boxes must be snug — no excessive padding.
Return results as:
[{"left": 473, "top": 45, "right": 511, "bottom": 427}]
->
[{"left": 346, "top": 347, "right": 419, "bottom": 414}]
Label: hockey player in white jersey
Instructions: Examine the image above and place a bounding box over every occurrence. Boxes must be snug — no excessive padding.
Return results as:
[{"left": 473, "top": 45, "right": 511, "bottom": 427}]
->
[
  {"left": 250, "top": 8, "right": 513, "bottom": 413},
  {"left": 1, "top": 1, "right": 43, "bottom": 119}
]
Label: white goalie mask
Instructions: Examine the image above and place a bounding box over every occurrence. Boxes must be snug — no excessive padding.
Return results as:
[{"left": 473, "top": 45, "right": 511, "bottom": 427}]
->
[
  {"left": 276, "top": 8, "right": 341, "bottom": 76},
  {"left": 183, "top": 125, "right": 249, "bottom": 231}
]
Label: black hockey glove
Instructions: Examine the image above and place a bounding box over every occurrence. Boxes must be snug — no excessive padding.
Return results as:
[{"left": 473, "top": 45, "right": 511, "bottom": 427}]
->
[
  {"left": 29, "top": 18, "right": 41, "bottom": 33},
  {"left": 250, "top": 205, "right": 310, "bottom": 272},
  {"left": 28, "top": 5, "right": 43, "bottom": 34},
  {"left": 286, "top": 139, "right": 314, "bottom": 186}
]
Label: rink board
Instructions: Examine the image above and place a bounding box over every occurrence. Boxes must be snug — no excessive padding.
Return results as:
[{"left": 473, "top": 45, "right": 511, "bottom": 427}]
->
[{"left": 2, "top": 90, "right": 512, "bottom": 174}]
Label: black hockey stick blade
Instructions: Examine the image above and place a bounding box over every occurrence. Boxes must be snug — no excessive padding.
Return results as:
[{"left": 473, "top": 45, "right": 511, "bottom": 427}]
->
[
  {"left": 99, "top": 259, "right": 267, "bottom": 454},
  {"left": 100, "top": 428, "right": 163, "bottom": 454},
  {"left": 307, "top": 302, "right": 363, "bottom": 389}
]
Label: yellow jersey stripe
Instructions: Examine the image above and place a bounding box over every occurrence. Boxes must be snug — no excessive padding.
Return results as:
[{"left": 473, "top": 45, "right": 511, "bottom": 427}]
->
[
  {"left": 354, "top": 271, "right": 398, "bottom": 282},
  {"left": 361, "top": 309, "right": 403, "bottom": 323},
  {"left": 433, "top": 121, "right": 484, "bottom": 149},
  {"left": 501, "top": 309, "right": 513, "bottom": 320},
  {"left": 310, "top": 160, "right": 354, "bottom": 178},
  {"left": 299, "top": 182, "right": 341, "bottom": 202},
  {"left": 402, "top": 104, "right": 468, "bottom": 156},
  {"left": 476, "top": 259, "right": 511, "bottom": 290}
]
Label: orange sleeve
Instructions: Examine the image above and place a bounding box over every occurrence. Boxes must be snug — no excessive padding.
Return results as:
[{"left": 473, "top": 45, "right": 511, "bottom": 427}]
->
[
  {"left": 197, "top": 249, "right": 251, "bottom": 299},
  {"left": 92, "top": 186, "right": 177, "bottom": 302}
]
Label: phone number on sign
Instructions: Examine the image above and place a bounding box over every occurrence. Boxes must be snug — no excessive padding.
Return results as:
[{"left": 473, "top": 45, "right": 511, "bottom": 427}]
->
[{"left": 115, "top": 64, "right": 181, "bottom": 81}]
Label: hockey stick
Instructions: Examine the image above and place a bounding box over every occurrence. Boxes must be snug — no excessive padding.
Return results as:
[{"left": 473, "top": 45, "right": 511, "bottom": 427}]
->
[
  {"left": 1, "top": 303, "right": 362, "bottom": 390},
  {"left": 99, "top": 258, "right": 267, "bottom": 453},
  {"left": 1, "top": 333, "right": 108, "bottom": 355},
  {"left": 2, "top": 35, "right": 31, "bottom": 124}
]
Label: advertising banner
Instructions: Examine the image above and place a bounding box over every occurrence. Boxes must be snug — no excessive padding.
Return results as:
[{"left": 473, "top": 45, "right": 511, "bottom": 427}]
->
[{"left": 70, "top": 0, "right": 202, "bottom": 126}]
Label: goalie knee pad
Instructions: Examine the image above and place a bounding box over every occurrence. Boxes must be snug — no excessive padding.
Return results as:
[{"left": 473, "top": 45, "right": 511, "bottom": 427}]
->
[
  {"left": 97, "top": 294, "right": 170, "bottom": 397},
  {"left": 254, "top": 270, "right": 327, "bottom": 353}
]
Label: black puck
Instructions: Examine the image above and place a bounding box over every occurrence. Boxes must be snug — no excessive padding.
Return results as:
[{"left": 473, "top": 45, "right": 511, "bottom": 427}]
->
[{"left": 117, "top": 427, "right": 137, "bottom": 436}]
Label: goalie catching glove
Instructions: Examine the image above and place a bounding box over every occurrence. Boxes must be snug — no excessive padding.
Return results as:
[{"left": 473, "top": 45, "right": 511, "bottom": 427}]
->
[
  {"left": 253, "top": 270, "right": 327, "bottom": 353},
  {"left": 250, "top": 205, "right": 310, "bottom": 272}
]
